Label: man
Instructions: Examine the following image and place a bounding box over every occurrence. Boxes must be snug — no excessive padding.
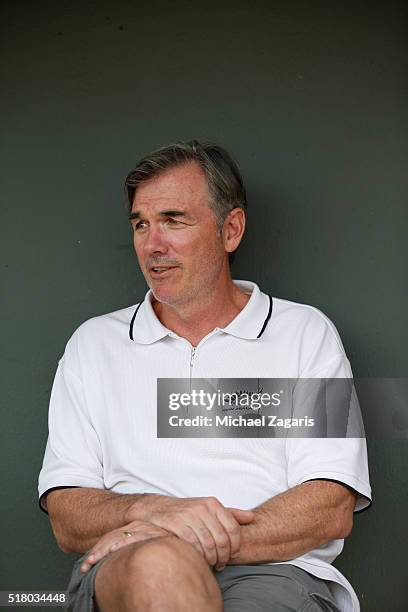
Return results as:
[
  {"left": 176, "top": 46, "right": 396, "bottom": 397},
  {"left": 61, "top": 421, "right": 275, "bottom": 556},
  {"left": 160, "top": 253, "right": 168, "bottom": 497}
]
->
[{"left": 38, "top": 141, "right": 371, "bottom": 612}]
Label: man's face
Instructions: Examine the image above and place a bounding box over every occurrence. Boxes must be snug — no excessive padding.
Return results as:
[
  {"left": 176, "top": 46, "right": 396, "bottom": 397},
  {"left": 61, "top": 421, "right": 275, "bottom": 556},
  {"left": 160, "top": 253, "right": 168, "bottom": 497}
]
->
[{"left": 130, "top": 162, "right": 227, "bottom": 306}]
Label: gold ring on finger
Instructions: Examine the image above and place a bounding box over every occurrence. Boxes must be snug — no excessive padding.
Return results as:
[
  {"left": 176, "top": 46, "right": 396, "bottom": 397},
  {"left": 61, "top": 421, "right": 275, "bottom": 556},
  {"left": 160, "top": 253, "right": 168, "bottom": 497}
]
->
[{"left": 123, "top": 531, "right": 133, "bottom": 538}]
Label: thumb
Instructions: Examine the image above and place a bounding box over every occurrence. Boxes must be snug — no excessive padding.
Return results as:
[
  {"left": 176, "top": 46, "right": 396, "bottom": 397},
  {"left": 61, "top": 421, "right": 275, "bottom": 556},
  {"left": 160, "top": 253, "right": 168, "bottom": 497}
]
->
[{"left": 228, "top": 507, "right": 255, "bottom": 524}]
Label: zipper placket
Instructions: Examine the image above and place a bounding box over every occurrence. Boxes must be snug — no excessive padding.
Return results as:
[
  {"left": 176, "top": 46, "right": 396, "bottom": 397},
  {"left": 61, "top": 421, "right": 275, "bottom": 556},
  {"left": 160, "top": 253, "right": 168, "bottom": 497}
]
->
[
  {"left": 189, "top": 347, "right": 196, "bottom": 379},
  {"left": 188, "top": 346, "right": 197, "bottom": 398},
  {"left": 188, "top": 328, "right": 219, "bottom": 387}
]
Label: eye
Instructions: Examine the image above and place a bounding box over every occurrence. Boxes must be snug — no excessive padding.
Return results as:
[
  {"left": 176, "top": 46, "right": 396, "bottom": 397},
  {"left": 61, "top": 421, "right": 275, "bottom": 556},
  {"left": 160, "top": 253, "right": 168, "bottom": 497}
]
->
[
  {"left": 134, "top": 221, "right": 148, "bottom": 231},
  {"left": 166, "top": 218, "right": 183, "bottom": 226}
]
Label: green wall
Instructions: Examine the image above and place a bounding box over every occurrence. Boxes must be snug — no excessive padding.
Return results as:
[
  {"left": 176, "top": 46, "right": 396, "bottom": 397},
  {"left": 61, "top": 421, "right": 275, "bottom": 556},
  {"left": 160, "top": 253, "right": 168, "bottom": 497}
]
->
[{"left": 1, "top": 1, "right": 407, "bottom": 610}]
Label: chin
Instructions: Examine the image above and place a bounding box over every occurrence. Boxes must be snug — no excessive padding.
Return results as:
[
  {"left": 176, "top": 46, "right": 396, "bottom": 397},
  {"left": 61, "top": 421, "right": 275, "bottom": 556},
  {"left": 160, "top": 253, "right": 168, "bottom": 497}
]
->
[{"left": 150, "top": 284, "right": 177, "bottom": 305}]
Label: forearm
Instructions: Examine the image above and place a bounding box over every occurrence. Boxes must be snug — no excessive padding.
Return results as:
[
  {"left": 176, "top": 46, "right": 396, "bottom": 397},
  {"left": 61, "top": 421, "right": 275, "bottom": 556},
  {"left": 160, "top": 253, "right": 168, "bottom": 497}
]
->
[
  {"left": 46, "top": 488, "right": 161, "bottom": 553},
  {"left": 228, "top": 481, "right": 356, "bottom": 565}
]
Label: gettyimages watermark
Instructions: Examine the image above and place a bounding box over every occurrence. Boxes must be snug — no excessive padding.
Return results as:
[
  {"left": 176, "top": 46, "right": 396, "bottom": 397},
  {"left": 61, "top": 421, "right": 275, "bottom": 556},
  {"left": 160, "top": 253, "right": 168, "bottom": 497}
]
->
[
  {"left": 157, "top": 378, "right": 364, "bottom": 438},
  {"left": 157, "top": 378, "right": 408, "bottom": 438}
]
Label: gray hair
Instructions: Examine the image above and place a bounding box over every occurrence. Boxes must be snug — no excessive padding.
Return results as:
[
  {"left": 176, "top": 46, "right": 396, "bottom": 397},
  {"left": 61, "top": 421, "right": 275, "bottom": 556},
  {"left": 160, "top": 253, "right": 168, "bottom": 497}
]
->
[{"left": 125, "top": 140, "right": 247, "bottom": 231}]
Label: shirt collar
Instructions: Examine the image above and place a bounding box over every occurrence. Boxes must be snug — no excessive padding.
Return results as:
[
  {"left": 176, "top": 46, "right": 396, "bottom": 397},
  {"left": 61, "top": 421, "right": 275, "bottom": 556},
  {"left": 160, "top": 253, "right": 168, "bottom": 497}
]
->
[
  {"left": 129, "top": 280, "right": 272, "bottom": 344},
  {"left": 221, "top": 280, "right": 272, "bottom": 339}
]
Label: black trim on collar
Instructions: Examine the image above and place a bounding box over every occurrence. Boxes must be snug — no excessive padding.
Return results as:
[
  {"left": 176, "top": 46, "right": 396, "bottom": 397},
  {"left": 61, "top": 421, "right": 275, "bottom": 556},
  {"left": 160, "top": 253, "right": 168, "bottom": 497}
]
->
[
  {"left": 129, "top": 292, "right": 273, "bottom": 341},
  {"left": 257, "top": 295, "right": 273, "bottom": 338},
  {"left": 129, "top": 301, "right": 143, "bottom": 341}
]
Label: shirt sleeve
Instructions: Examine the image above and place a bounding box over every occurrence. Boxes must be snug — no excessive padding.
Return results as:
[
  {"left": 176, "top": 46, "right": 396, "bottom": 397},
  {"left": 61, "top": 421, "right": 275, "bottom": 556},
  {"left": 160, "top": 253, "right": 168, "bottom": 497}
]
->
[
  {"left": 38, "top": 346, "right": 104, "bottom": 510},
  {"left": 286, "top": 313, "right": 372, "bottom": 512}
]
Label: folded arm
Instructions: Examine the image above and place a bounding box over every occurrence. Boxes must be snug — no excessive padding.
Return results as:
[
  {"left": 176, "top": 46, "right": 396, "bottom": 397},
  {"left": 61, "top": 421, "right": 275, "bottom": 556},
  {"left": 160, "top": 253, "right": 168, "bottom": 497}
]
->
[{"left": 45, "top": 479, "right": 355, "bottom": 567}]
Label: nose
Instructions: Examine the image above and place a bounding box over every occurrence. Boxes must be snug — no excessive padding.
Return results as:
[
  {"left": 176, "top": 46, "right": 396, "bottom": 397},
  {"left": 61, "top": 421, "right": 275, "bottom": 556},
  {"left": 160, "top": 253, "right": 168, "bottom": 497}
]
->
[{"left": 142, "top": 224, "right": 168, "bottom": 257}]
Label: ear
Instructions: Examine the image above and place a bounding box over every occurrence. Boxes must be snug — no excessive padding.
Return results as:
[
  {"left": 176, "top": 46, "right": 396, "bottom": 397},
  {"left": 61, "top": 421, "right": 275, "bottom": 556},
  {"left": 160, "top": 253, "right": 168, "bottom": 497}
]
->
[{"left": 222, "top": 208, "right": 246, "bottom": 254}]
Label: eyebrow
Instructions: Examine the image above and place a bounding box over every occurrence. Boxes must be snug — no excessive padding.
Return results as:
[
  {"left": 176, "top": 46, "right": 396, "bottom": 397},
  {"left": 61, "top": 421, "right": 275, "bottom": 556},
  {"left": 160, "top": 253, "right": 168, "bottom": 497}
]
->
[{"left": 128, "top": 210, "right": 191, "bottom": 221}]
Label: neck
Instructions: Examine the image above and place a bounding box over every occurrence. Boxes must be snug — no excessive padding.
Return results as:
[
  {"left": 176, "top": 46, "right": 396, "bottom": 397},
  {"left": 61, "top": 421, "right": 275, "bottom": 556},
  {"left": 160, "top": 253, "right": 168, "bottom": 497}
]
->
[{"left": 152, "top": 279, "right": 251, "bottom": 346}]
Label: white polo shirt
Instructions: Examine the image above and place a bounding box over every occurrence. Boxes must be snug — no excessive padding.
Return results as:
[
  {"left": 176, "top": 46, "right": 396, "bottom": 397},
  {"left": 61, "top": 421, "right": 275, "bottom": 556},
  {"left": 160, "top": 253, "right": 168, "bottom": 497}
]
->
[{"left": 38, "top": 280, "right": 371, "bottom": 612}]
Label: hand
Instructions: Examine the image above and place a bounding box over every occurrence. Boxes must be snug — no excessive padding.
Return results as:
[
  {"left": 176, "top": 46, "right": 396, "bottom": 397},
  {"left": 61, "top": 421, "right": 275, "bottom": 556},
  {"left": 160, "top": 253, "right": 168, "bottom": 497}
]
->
[
  {"left": 80, "top": 519, "right": 170, "bottom": 573},
  {"left": 134, "top": 495, "right": 254, "bottom": 570}
]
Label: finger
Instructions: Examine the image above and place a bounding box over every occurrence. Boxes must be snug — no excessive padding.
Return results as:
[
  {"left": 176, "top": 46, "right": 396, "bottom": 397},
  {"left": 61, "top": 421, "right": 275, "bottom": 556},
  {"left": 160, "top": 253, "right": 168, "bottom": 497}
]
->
[
  {"left": 210, "top": 508, "right": 241, "bottom": 562},
  {"left": 161, "top": 519, "right": 206, "bottom": 559},
  {"left": 80, "top": 559, "right": 93, "bottom": 573},
  {"left": 109, "top": 533, "right": 140, "bottom": 552},
  {"left": 80, "top": 548, "right": 107, "bottom": 573},
  {"left": 198, "top": 511, "right": 232, "bottom": 568},
  {"left": 80, "top": 530, "right": 136, "bottom": 573},
  {"left": 228, "top": 508, "right": 255, "bottom": 524},
  {"left": 109, "top": 530, "right": 167, "bottom": 553},
  {"left": 80, "top": 539, "right": 118, "bottom": 573},
  {"left": 80, "top": 550, "right": 103, "bottom": 573},
  {"left": 186, "top": 517, "right": 219, "bottom": 567}
]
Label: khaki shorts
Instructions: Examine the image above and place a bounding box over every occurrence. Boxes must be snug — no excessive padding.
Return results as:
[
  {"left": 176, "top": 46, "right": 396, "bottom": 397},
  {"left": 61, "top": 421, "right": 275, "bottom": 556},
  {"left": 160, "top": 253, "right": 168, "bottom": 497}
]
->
[{"left": 65, "top": 550, "right": 340, "bottom": 612}]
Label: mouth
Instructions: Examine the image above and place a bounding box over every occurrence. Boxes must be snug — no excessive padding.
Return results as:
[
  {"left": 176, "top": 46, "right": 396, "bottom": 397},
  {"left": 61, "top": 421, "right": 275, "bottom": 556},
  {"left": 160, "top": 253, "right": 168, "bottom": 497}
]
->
[{"left": 149, "top": 266, "right": 179, "bottom": 278}]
